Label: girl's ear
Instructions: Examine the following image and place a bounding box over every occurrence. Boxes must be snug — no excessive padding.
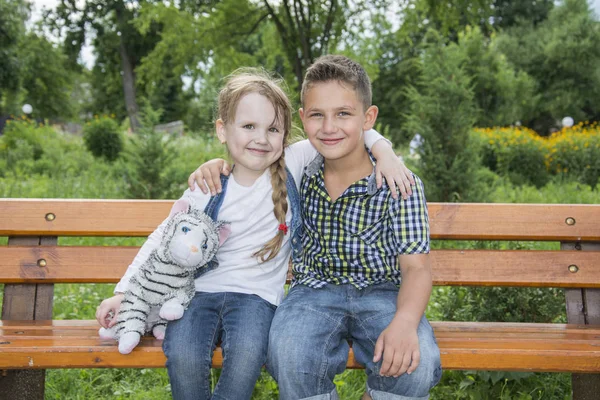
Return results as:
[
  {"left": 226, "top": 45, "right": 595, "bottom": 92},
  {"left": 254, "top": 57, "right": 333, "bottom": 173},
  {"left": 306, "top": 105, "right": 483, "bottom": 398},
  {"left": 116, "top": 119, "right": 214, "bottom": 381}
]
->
[{"left": 216, "top": 119, "right": 227, "bottom": 144}]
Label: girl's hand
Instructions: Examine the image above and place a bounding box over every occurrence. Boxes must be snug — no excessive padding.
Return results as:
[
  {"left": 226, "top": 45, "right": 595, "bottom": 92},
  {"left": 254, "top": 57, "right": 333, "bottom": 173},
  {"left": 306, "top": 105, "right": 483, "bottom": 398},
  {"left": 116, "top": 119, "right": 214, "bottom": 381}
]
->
[
  {"left": 375, "top": 156, "right": 415, "bottom": 200},
  {"left": 187, "top": 159, "right": 232, "bottom": 195},
  {"left": 95, "top": 293, "right": 125, "bottom": 329},
  {"left": 371, "top": 139, "right": 415, "bottom": 200}
]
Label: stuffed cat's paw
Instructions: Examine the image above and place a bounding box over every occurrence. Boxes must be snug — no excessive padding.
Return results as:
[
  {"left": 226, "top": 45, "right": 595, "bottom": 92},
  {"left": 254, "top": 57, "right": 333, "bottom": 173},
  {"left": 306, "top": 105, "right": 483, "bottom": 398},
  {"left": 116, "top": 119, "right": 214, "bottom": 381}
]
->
[
  {"left": 152, "top": 325, "right": 166, "bottom": 340},
  {"left": 159, "top": 300, "right": 184, "bottom": 321},
  {"left": 98, "top": 326, "right": 117, "bottom": 339},
  {"left": 118, "top": 332, "right": 141, "bottom": 355}
]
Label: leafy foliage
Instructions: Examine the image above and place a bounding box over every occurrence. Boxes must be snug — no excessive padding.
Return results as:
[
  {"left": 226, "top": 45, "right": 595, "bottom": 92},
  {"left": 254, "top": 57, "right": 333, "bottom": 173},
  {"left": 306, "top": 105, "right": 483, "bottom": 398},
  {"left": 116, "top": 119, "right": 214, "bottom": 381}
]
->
[
  {"left": 83, "top": 116, "right": 124, "bottom": 161},
  {"left": 494, "top": 0, "right": 600, "bottom": 133},
  {"left": 404, "top": 31, "right": 483, "bottom": 202},
  {"left": 473, "top": 124, "right": 600, "bottom": 188}
]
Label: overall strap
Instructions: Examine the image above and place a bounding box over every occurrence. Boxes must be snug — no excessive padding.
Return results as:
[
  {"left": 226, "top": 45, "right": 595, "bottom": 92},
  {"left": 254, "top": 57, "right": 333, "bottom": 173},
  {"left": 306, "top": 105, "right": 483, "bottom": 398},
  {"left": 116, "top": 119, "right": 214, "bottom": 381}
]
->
[
  {"left": 197, "top": 174, "right": 229, "bottom": 279},
  {"left": 203, "top": 174, "right": 229, "bottom": 220}
]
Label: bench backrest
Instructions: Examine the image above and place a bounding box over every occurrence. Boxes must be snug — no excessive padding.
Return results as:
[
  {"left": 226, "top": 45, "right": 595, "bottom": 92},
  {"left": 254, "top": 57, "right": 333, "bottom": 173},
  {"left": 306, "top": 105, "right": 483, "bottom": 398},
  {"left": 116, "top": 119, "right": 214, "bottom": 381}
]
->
[{"left": 1, "top": 199, "right": 599, "bottom": 288}]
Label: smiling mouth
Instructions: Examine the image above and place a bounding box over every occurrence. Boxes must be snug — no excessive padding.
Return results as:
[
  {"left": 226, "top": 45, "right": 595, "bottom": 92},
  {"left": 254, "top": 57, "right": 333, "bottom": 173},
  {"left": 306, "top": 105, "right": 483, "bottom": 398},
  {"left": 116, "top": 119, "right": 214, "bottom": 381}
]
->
[
  {"left": 247, "top": 148, "right": 270, "bottom": 155},
  {"left": 320, "top": 138, "right": 344, "bottom": 146}
]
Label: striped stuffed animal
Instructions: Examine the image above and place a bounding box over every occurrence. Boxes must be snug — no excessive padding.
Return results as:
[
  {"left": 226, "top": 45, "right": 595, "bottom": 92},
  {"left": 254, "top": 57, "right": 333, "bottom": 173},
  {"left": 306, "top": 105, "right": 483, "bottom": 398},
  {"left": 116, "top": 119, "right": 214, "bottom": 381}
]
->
[{"left": 99, "top": 198, "right": 230, "bottom": 354}]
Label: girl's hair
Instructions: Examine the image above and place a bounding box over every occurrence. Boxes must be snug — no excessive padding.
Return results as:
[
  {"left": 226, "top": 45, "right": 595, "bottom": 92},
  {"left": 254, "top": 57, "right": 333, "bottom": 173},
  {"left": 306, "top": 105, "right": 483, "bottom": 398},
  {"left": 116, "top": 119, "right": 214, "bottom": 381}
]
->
[{"left": 217, "top": 68, "right": 293, "bottom": 263}]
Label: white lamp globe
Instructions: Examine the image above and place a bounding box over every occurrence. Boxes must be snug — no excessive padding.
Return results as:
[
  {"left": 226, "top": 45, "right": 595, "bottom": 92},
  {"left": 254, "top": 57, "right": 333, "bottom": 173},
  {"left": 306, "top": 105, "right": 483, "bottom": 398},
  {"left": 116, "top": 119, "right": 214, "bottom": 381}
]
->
[
  {"left": 22, "top": 104, "right": 33, "bottom": 114},
  {"left": 561, "top": 116, "right": 574, "bottom": 128}
]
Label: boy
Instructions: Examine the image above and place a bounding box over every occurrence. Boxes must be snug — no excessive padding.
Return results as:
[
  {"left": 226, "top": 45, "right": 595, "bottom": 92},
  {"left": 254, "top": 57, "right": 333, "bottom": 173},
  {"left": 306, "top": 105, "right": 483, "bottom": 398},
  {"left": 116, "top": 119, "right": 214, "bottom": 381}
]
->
[{"left": 267, "top": 55, "right": 441, "bottom": 400}]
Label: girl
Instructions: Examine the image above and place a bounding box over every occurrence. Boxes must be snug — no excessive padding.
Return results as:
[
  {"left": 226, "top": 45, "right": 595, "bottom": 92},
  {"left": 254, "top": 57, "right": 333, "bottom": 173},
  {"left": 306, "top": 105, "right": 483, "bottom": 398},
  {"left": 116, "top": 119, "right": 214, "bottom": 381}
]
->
[{"left": 96, "top": 69, "right": 410, "bottom": 400}]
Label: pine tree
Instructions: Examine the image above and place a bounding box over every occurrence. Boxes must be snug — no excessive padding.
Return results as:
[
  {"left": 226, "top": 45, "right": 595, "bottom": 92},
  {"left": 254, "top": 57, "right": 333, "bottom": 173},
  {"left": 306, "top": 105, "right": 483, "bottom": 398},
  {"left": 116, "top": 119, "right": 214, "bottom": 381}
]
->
[{"left": 404, "top": 30, "right": 482, "bottom": 202}]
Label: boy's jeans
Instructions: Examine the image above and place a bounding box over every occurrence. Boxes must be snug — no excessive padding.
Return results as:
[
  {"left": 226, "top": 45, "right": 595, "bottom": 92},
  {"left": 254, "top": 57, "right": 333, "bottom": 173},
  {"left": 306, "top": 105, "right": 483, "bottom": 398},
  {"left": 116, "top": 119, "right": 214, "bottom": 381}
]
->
[
  {"left": 268, "top": 283, "right": 442, "bottom": 400},
  {"left": 163, "top": 291, "right": 276, "bottom": 400}
]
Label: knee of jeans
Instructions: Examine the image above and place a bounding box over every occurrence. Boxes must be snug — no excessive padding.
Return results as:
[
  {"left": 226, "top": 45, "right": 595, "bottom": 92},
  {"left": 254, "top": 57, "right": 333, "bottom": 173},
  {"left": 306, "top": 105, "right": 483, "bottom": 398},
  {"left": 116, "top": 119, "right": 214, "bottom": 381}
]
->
[
  {"left": 370, "top": 362, "right": 441, "bottom": 397},
  {"left": 268, "top": 332, "right": 320, "bottom": 374},
  {"left": 224, "top": 337, "right": 268, "bottom": 370},
  {"left": 164, "top": 338, "right": 211, "bottom": 376}
]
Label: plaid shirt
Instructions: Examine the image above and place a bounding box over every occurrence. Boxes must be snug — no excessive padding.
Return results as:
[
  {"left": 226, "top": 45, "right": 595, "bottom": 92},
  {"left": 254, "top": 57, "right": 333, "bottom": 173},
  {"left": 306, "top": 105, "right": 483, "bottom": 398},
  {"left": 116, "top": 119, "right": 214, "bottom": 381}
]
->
[{"left": 292, "top": 151, "right": 430, "bottom": 289}]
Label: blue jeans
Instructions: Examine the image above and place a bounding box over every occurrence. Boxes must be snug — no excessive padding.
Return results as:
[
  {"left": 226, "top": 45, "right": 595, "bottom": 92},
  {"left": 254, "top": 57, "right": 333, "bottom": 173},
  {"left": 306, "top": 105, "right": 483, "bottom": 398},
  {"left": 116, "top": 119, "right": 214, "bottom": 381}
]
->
[
  {"left": 163, "top": 291, "right": 276, "bottom": 400},
  {"left": 268, "top": 283, "right": 442, "bottom": 400}
]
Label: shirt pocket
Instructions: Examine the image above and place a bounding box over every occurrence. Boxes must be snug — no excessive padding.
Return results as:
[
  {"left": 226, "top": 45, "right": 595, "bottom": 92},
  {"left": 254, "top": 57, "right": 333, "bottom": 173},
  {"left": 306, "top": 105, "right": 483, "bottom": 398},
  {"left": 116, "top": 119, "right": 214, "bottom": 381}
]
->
[
  {"left": 343, "top": 192, "right": 389, "bottom": 247},
  {"left": 349, "top": 216, "right": 385, "bottom": 246}
]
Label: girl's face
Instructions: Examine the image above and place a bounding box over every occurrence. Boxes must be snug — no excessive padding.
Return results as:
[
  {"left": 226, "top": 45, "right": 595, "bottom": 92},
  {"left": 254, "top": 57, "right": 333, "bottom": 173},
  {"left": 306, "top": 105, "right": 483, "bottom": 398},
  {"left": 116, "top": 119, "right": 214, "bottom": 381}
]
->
[{"left": 216, "top": 92, "right": 285, "bottom": 186}]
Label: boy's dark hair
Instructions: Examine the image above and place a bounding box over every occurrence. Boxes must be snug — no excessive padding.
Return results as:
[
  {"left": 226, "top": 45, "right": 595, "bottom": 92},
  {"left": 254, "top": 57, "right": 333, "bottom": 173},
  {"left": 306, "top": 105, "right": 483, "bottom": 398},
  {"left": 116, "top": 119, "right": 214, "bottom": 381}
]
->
[{"left": 301, "top": 55, "right": 372, "bottom": 111}]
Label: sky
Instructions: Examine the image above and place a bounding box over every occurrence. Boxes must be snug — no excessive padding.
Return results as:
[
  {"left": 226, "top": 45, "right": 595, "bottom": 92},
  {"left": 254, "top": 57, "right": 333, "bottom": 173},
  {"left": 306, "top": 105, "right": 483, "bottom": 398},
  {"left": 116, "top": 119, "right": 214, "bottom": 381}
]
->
[{"left": 30, "top": 0, "right": 600, "bottom": 69}]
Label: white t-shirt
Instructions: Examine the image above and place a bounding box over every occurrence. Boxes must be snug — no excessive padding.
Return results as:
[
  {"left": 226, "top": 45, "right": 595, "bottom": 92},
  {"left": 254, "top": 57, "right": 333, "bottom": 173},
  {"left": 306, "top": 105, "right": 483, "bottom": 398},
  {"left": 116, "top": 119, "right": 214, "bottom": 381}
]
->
[{"left": 115, "top": 132, "right": 388, "bottom": 305}]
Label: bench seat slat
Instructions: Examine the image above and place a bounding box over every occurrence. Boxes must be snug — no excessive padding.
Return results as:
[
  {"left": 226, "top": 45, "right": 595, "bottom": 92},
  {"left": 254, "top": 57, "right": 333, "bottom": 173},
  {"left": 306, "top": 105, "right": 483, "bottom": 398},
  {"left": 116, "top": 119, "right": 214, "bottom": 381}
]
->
[
  {"left": 2, "top": 246, "right": 600, "bottom": 288},
  {"left": 2, "top": 321, "right": 600, "bottom": 372},
  {"left": 2, "top": 200, "right": 599, "bottom": 241}
]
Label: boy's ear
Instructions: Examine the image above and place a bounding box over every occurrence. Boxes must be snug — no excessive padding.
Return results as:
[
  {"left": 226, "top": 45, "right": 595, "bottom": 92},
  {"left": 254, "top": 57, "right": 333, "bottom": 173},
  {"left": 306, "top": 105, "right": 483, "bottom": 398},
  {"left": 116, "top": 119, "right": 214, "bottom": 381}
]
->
[
  {"left": 363, "top": 105, "right": 379, "bottom": 131},
  {"left": 298, "top": 108, "right": 305, "bottom": 122},
  {"left": 215, "top": 119, "right": 227, "bottom": 144}
]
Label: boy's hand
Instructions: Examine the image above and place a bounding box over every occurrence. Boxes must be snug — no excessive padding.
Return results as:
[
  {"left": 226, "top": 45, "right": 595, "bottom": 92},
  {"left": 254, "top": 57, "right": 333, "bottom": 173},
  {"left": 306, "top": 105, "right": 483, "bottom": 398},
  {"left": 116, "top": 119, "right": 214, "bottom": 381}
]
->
[
  {"left": 95, "top": 293, "right": 125, "bottom": 329},
  {"left": 375, "top": 154, "right": 415, "bottom": 201},
  {"left": 187, "top": 159, "right": 231, "bottom": 195},
  {"left": 373, "top": 316, "right": 420, "bottom": 378}
]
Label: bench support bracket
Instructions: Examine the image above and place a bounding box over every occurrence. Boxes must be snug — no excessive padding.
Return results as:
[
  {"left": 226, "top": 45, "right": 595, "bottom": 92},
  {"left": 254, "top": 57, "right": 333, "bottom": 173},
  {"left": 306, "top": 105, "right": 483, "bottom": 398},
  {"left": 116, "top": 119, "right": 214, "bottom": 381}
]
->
[
  {"left": 1, "top": 236, "right": 56, "bottom": 400},
  {"left": 563, "top": 241, "right": 600, "bottom": 400}
]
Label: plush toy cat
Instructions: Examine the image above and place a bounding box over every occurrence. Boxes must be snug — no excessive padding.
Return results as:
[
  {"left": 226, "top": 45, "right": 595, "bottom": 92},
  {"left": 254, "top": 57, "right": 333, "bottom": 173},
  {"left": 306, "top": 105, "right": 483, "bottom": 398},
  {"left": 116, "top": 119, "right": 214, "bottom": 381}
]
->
[{"left": 99, "top": 198, "right": 230, "bottom": 354}]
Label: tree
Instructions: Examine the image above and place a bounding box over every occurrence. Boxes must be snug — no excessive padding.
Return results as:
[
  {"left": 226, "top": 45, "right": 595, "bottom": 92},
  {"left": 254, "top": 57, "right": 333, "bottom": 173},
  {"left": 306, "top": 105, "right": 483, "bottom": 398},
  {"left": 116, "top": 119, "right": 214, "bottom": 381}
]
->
[
  {"left": 19, "top": 32, "right": 77, "bottom": 120},
  {"left": 495, "top": 0, "right": 600, "bottom": 133},
  {"left": 0, "top": 0, "right": 28, "bottom": 115},
  {"left": 404, "top": 31, "right": 482, "bottom": 202},
  {"left": 455, "top": 26, "right": 537, "bottom": 127},
  {"left": 49, "top": 0, "right": 181, "bottom": 129},
  {"left": 136, "top": 0, "right": 385, "bottom": 95},
  {"left": 492, "top": 0, "right": 553, "bottom": 29}
]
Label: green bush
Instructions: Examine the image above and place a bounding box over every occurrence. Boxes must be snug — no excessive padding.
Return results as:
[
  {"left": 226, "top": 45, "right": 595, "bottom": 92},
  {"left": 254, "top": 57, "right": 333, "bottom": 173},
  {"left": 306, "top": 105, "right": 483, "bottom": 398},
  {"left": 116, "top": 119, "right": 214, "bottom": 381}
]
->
[
  {"left": 83, "top": 117, "right": 124, "bottom": 162},
  {"left": 472, "top": 127, "right": 550, "bottom": 188},
  {"left": 546, "top": 122, "right": 600, "bottom": 188}
]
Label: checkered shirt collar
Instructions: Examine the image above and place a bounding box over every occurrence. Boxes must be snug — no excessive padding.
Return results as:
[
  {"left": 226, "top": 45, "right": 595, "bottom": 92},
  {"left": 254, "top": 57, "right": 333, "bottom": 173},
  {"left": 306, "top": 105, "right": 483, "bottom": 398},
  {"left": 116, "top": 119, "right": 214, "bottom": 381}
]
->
[{"left": 304, "top": 148, "right": 379, "bottom": 195}]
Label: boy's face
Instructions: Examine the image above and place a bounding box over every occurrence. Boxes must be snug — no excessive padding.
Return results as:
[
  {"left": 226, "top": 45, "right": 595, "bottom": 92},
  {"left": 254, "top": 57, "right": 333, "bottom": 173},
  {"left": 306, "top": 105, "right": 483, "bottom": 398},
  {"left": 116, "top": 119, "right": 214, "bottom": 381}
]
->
[{"left": 299, "top": 80, "right": 378, "bottom": 163}]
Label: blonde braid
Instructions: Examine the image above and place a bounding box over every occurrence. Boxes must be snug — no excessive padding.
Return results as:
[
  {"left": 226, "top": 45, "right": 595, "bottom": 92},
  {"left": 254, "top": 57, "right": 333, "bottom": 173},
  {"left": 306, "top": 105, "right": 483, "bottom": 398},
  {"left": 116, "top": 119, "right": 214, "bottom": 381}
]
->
[{"left": 253, "top": 154, "right": 288, "bottom": 263}]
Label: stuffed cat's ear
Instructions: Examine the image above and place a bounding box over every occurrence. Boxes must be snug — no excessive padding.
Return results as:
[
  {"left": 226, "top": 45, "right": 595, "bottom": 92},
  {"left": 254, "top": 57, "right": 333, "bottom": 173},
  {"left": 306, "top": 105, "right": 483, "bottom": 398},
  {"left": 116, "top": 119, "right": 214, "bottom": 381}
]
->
[
  {"left": 169, "top": 198, "right": 190, "bottom": 217},
  {"left": 216, "top": 222, "right": 231, "bottom": 246}
]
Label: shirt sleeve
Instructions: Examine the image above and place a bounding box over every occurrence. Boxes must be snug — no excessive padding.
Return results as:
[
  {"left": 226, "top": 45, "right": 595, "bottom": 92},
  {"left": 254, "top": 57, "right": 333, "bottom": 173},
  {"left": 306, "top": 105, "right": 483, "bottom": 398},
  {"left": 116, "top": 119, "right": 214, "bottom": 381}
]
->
[
  {"left": 114, "top": 185, "right": 211, "bottom": 293},
  {"left": 364, "top": 128, "right": 392, "bottom": 149},
  {"left": 285, "top": 139, "right": 318, "bottom": 184},
  {"left": 388, "top": 174, "right": 430, "bottom": 255}
]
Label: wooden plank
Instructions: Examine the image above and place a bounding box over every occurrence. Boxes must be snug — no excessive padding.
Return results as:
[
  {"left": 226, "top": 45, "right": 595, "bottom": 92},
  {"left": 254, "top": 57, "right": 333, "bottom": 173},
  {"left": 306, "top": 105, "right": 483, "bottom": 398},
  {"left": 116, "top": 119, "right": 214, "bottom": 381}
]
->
[
  {"left": 2, "top": 246, "right": 600, "bottom": 288},
  {"left": 2, "top": 321, "right": 600, "bottom": 372},
  {"left": 1, "top": 236, "right": 55, "bottom": 400},
  {"left": 428, "top": 203, "right": 600, "bottom": 241},
  {"left": 3, "top": 319, "right": 600, "bottom": 333},
  {"left": 563, "top": 241, "right": 600, "bottom": 400},
  {"left": 1, "top": 200, "right": 599, "bottom": 241}
]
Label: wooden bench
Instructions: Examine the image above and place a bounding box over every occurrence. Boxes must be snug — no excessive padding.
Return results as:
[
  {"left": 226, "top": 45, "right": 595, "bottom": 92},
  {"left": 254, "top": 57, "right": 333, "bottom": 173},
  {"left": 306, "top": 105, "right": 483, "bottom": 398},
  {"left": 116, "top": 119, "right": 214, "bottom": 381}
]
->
[{"left": 1, "top": 199, "right": 599, "bottom": 399}]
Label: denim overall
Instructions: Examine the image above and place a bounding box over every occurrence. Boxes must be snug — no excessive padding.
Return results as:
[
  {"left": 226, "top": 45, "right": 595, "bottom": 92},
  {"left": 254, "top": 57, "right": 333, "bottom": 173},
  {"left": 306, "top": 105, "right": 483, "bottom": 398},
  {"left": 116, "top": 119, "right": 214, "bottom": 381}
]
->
[{"left": 196, "top": 167, "right": 303, "bottom": 278}]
